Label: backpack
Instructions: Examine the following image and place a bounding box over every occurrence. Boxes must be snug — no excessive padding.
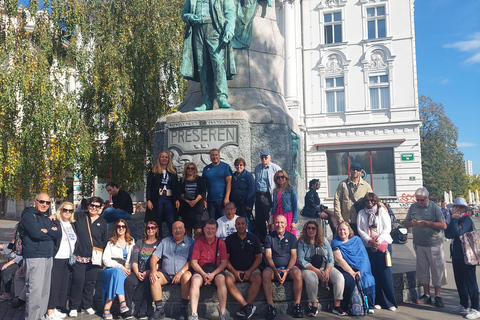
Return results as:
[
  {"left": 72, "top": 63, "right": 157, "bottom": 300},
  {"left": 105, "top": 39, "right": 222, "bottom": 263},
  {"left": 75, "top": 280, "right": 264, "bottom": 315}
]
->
[
  {"left": 391, "top": 222, "right": 408, "bottom": 244},
  {"left": 348, "top": 274, "right": 367, "bottom": 316},
  {"left": 13, "top": 222, "right": 23, "bottom": 255}
]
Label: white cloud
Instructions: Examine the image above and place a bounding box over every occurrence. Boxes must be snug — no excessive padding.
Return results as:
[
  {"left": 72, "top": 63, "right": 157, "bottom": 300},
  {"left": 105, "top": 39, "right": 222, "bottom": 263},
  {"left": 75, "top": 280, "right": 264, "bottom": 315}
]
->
[
  {"left": 440, "top": 78, "right": 450, "bottom": 85},
  {"left": 458, "top": 142, "right": 477, "bottom": 147},
  {"left": 445, "top": 32, "right": 480, "bottom": 64}
]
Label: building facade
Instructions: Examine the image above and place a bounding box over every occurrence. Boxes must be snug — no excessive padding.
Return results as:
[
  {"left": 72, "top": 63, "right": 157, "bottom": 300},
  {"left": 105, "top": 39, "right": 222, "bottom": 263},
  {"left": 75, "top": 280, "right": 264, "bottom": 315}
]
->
[
  {"left": 463, "top": 160, "right": 473, "bottom": 176},
  {"left": 279, "top": 0, "right": 422, "bottom": 207}
]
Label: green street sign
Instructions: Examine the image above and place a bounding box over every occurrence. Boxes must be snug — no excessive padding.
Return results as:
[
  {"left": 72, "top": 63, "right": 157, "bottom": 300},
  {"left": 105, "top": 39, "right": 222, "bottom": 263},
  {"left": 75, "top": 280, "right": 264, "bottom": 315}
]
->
[{"left": 401, "top": 153, "right": 414, "bottom": 161}]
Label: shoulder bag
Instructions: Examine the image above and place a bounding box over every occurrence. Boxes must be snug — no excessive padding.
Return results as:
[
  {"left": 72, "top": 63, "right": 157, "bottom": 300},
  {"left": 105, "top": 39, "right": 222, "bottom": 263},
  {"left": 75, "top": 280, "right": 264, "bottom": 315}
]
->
[
  {"left": 86, "top": 217, "right": 103, "bottom": 266},
  {"left": 459, "top": 223, "right": 480, "bottom": 265}
]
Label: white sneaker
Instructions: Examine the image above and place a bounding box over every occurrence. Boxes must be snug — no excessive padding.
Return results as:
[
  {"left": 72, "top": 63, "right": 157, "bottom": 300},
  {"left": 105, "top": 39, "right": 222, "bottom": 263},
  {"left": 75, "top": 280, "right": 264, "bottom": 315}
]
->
[
  {"left": 450, "top": 305, "right": 467, "bottom": 314},
  {"left": 69, "top": 310, "right": 78, "bottom": 318},
  {"left": 45, "top": 314, "right": 58, "bottom": 320},
  {"left": 466, "top": 309, "right": 480, "bottom": 319},
  {"left": 83, "top": 308, "right": 96, "bottom": 315},
  {"left": 54, "top": 309, "right": 66, "bottom": 319},
  {"left": 462, "top": 308, "right": 473, "bottom": 316}
]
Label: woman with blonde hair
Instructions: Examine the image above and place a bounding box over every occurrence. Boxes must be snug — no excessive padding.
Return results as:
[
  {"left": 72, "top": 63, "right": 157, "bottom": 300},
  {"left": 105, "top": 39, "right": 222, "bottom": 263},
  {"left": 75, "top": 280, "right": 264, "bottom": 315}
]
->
[
  {"left": 101, "top": 219, "right": 135, "bottom": 319},
  {"left": 270, "top": 170, "right": 298, "bottom": 236},
  {"left": 145, "top": 151, "right": 180, "bottom": 238},
  {"left": 179, "top": 162, "right": 206, "bottom": 239},
  {"left": 45, "top": 202, "right": 77, "bottom": 319}
]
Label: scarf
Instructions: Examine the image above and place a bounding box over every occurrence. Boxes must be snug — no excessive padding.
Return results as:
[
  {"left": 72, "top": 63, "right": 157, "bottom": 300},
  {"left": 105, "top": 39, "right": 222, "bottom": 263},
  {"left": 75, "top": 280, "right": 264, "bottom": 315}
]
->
[{"left": 331, "top": 236, "right": 375, "bottom": 290}]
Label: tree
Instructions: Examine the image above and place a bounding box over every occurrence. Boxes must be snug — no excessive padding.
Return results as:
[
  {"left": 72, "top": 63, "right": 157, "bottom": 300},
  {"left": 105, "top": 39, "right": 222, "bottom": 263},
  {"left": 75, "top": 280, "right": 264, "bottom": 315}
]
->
[
  {"left": 419, "top": 95, "right": 468, "bottom": 199},
  {"left": 0, "top": 0, "right": 186, "bottom": 208}
]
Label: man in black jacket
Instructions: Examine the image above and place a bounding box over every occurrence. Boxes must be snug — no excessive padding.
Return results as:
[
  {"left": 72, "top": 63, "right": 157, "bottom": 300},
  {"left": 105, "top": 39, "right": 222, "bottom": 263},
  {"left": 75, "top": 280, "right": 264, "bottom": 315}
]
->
[
  {"left": 21, "top": 193, "right": 62, "bottom": 320},
  {"left": 103, "top": 181, "right": 133, "bottom": 223}
]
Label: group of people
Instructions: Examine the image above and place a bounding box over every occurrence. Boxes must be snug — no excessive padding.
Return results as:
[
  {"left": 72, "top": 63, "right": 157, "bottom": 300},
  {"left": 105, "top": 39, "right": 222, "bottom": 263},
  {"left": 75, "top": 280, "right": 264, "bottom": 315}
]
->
[{"left": 1, "top": 149, "right": 475, "bottom": 320}]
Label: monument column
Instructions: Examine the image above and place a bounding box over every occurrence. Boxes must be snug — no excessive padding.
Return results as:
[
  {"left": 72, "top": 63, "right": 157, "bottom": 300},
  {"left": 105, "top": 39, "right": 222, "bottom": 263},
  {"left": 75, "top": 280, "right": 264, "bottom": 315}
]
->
[{"left": 283, "top": 0, "right": 301, "bottom": 124}]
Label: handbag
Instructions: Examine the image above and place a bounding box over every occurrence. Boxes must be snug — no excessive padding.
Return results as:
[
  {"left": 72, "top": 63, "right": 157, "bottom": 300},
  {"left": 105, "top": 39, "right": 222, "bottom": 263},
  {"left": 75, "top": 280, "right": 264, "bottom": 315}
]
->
[
  {"left": 86, "top": 217, "right": 104, "bottom": 266},
  {"left": 459, "top": 224, "right": 480, "bottom": 265},
  {"left": 202, "top": 238, "right": 219, "bottom": 273}
]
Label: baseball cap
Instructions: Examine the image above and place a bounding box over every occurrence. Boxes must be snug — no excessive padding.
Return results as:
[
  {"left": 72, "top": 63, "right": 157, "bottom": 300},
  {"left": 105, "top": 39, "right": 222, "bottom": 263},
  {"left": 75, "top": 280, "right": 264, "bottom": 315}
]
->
[
  {"left": 350, "top": 162, "right": 362, "bottom": 170},
  {"left": 260, "top": 149, "right": 270, "bottom": 157}
]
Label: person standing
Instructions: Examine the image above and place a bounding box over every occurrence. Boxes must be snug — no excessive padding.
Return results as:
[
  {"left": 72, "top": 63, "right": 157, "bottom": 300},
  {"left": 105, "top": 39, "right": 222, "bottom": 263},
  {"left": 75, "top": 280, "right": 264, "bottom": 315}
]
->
[
  {"left": 334, "top": 162, "right": 372, "bottom": 235},
  {"left": 254, "top": 150, "right": 281, "bottom": 242},
  {"left": 270, "top": 170, "right": 298, "bottom": 236},
  {"left": 445, "top": 197, "right": 479, "bottom": 318},
  {"left": 404, "top": 187, "right": 447, "bottom": 307},
  {"left": 103, "top": 182, "right": 133, "bottom": 223},
  {"left": 69, "top": 197, "right": 108, "bottom": 317},
  {"left": 202, "top": 149, "right": 232, "bottom": 220},
  {"left": 21, "top": 193, "right": 62, "bottom": 320},
  {"left": 179, "top": 162, "right": 206, "bottom": 240},
  {"left": 230, "top": 158, "right": 255, "bottom": 232},
  {"left": 146, "top": 151, "right": 181, "bottom": 238}
]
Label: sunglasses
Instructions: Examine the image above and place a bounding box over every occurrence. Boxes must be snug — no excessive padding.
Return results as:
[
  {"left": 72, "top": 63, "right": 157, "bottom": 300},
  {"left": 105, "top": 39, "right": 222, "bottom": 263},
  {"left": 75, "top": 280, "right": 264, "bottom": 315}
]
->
[
  {"left": 186, "top": 167, "right": 195, "bottom": 170},
  {"left": 351, "top": 168, "right": 362, "bottom": 172},
  {"left": 306, "top": 226, "right": 317, "bottom": 231},
  {"left": 36, "top": 199, "right": 51, "bottom": 205},
  {"left": 117, "top": 225, "right": 127, "bottom": 229},
  {"left": 146, "top": 226, "right": 157, "bottom": 230},
  {"left": 89, "top": 204, "right": 102, "bottom": 209},
  {"left": 62, "top": 208, "right": 74, "bottom": 213},
  {"left": 365, "top": 199, "right": 376, "bottom": 203},
  {"left": 276, "top": 176, "right": 286, "bottom": 180},
  {"left": 261, "top": 156, "right": 268, "bottom": 159}
]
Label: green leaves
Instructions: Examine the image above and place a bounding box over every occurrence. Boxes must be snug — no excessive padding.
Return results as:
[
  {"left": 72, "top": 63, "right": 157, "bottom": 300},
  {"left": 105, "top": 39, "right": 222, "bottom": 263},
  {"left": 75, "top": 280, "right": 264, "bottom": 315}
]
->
[
  {"left": 419, "top": 95, "right": 468, "bottom": 199},
  {"left": 0, "top": 0, "right": 186, "bottom": 200}
]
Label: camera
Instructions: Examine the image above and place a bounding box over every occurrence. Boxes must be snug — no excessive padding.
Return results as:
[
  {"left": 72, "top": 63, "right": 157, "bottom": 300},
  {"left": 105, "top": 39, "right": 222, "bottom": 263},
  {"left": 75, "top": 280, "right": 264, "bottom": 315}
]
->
[{"left": 320, "top": 204, "right": 328, "bottom": 212}]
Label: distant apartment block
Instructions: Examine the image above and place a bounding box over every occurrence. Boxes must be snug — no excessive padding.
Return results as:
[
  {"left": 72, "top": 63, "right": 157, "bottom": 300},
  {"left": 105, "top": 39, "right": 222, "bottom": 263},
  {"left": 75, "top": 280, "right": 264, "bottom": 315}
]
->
[{"left": 463, "top": 160, "right": 473, "bottom": 176}]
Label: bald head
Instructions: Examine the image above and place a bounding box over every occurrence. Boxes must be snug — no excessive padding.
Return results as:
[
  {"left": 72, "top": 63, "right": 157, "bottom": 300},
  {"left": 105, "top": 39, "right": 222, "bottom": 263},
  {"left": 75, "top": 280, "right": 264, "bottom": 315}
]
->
[{"left": 172, "top": 221, "right": 186, "bottom": 242}]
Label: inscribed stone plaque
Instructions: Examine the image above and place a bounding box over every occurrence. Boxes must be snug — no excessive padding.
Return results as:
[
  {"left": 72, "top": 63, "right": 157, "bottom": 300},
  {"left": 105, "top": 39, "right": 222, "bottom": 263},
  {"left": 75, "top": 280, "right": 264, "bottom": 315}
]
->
[{"left": 168, "top": 125, "right": 239, "bottom": 154}]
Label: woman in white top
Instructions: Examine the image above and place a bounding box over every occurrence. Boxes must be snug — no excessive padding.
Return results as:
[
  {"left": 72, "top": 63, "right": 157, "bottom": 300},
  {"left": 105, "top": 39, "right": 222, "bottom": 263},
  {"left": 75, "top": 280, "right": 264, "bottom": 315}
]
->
[
  {"left": 357, "top": 192, "right": 397, "bottom": 311},
  {"left": 46, "top": 202, "right": 77, "bottom": 320},
  {"left": 101, "top": 219, "right": 135, "bottom": 319}
]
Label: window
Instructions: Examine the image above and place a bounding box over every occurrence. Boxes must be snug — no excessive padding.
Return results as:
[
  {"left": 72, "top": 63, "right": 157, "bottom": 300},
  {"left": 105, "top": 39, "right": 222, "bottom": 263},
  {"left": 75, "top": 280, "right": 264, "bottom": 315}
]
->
[
  {"left": 326, "top": 77, "right": 345, "bottom": 112},
  {"left": 369, "top": 75, "right": 389, "bottom": 109},
  {"left": 367, "top": 6, "right": 386, "bottom": 39},
  {"left": 324, "top": 12, "right": 342, "bottom": 44},
  {"left": 327, "top": 149, "right": 395, "bottom": 197}
]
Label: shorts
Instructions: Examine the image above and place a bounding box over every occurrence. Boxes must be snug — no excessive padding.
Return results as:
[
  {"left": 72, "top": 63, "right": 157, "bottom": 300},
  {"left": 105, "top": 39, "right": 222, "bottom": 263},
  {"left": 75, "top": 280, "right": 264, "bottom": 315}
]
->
[
  {"left": 414, "top": 244, "right": 447, "bottom": 287},
  {"left": 263, "top": 266, "right": 298, "bottom": 282},
  {"left": 158, "top": 269, "right": 173, "bottom": 283},
  {"left": 225, "top": 268, "right": 261, "bottom": 280}
]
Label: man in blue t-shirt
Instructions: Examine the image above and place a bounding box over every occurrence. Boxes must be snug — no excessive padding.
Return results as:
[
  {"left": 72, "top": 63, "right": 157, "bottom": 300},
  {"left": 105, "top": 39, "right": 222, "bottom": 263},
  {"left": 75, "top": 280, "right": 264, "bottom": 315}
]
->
[{"left": 203, "top": 148, "right": 233, "bottom": 220}]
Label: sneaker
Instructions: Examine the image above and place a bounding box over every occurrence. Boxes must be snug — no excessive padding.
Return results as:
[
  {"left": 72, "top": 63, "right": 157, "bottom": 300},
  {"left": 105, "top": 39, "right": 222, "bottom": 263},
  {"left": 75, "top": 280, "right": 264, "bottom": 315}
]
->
[
  {"left": 466, "top": 309, "right": 480, "bottom": 320},
  {"left": 243, "top": 304, "right": 256, "bottom": 319},
  {"left": 434, "top": 296, "right": 444, "bottom": 308},
  {"left": 83, "top": 308, "right": 96, "bottom": 315},
  {"left": 152, "top": 306, "right": 166, "bottom": 320},
  {"left": 462, "top": 308, "right": 474, "bottom": 316},
  {"left": 236, "top": 307, "right": 245, "bottom": 318},
  {"left": 388, "top": 307, "right": 396, "bottom": 311},
  {"left": 451, "top": 305, "right": 467, "bottom": 314},
  {"left": 368, "top": 309, "right": 375, "bottom": 314},
  {"left": 374, "top": 305, "right": 381, "bottom": 310},
  {"left": 293, "top": 304, "right": 304, "bottom": 318},
  {"left": 137, "top": 313, "right": 148, "bottom": 320},
  {"left": 0, "top": 292, "right": 13, "bottom": 301},
  {"left": 10, "top": 298, "right": 26, "bottom": 308},
  {"left": 121, "top": 310, "right": 133, "bottom": 319},
  {"left": 54, "top": 309, "right": 67, "bottom": 319},
  {"left": 307, "top": 305, "right": 318, "bottom": 317},
  {"left": 218, "top": 312, "right": 227, "bottom": 320},
  {"left": 266, "top": 305, "right": 277, "bottom": 319},
  {"left": 69, "top": 310, "right": 78, "bottom": 318},
  {"left": 188, "top": 314, "right": 199, "bottom": 320},
  {"left": 332, "top": 306, "right": 346, "bottom": 316},
  {"left": 45, "top": 314, "right": 57, "bottom": 320},
  {"left": 416, "top": 294, "right": 432, "bottom": 305}
]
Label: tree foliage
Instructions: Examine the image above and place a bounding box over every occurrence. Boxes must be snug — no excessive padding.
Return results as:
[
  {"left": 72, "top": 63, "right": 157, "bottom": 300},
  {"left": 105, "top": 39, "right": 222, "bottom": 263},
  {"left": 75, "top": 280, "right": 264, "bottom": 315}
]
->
[
  {"left": 0, "top": 0, "right": 186, "bottom": 203},
  {"left": 419, "top": 95, "right": 468, "bottom": 199}
]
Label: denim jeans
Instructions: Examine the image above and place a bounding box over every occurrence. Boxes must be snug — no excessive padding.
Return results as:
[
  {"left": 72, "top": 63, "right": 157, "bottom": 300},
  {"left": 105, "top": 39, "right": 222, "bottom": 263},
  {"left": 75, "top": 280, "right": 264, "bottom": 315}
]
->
[
  {"left": 207, "top": 201, "right": 224, "bottom": 220},
  {"left": 102, "top": 207, "right": 132, "bottom": 223}
]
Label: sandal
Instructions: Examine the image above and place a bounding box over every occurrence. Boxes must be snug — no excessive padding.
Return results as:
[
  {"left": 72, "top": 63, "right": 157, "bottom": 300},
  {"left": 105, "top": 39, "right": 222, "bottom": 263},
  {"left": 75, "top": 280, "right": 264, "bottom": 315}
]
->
[
  {"left": 119, "top": 301, "right": 129, "bottom": 313},
  {"left": 103, "top": 309, "right": 113, "bottom": 320}
]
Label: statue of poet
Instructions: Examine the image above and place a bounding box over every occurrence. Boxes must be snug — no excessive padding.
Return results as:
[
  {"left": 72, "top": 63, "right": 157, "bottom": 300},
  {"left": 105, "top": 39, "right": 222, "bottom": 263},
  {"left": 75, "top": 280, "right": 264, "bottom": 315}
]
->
[{"left": 181, "top": 0, "right": 237, "bottom": 110}]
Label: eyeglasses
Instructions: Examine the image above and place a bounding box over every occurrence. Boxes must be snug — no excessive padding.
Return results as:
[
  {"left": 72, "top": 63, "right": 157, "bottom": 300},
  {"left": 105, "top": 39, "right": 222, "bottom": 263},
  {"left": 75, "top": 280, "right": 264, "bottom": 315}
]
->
[
  {"left": 186, "top": 167, "right": 195, "bottom": 170},
  {"left": 62, "top": 208, "right": 74, "bottom": 213},
  {"left": 36, "top": 199, "right": 51, "bottom": 205},
  {"left": 306, "top": 226, "right": 317, "bottom": 231},
  {"left": 261, "top": 156, "right": 268, "bottom": 159},
  {"left": 89, "top": 204, "right": 102, "bottom": 209},
  {"left": 117, "top": 225, "right": 126, "bottom": 229},
  {"left": 416, "top": 198, "right": 427, "bottom": 202},
  {"left": 146, "top": 226, "right": 157, "bottom": 230},
  {"left": 235, "top": 164, "right": 244, "bottom": 167},
  {"left": 351, "top": 168, "right": 362, "bottom": 172},
  {"left": 276, "top": 176, "right": 286, "bottom": 180}
]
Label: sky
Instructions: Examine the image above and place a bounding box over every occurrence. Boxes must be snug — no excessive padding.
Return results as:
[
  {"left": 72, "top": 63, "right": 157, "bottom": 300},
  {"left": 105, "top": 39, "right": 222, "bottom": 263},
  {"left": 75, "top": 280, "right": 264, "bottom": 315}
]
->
[{"left": 415, "top": 0, "right": 480, "bottom": 174}]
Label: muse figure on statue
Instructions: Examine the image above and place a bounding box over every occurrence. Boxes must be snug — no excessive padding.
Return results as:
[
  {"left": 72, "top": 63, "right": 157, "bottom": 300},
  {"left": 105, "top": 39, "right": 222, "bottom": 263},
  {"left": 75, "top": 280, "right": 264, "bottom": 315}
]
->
[{"left": 181, "top": 0, "right": 236, "bottom": 111}]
